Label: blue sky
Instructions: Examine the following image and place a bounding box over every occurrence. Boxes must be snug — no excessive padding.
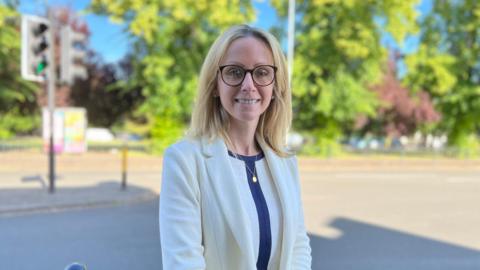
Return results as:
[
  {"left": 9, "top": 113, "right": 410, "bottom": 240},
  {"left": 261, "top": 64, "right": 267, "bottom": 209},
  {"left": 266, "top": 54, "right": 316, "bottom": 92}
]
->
[
  {"left": 18, "top": 0, "right": 431, "bottom": 64},
  {"left": 19, "top": 0, "right": 130, "bottom": 63},
  {"left": 380, "top": 0, "right": 432, "bottom": 54},
  {"left": 18, "top": 0, "right": 278, "bottom": 63}
]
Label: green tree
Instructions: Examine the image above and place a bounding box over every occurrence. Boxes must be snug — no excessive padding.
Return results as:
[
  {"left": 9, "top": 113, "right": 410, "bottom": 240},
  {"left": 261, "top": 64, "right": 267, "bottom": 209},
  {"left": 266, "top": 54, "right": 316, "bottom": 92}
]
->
[
  {"left": 0, "top": 3, "right": 40, "bottom": 139},
  {"left": 404, "top": 0, "right": 480, "bottom": 155},
  {"left": 88, "top": 0, "right": 255, "bottom": 152},
  {"left": 272, "top": 0, "right": 419, "bottom": 154}
]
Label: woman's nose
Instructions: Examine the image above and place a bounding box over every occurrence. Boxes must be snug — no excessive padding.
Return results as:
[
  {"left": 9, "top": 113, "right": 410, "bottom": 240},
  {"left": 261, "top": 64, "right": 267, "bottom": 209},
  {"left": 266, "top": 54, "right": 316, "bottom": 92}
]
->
[{"left": 241, "top": 72, "right": 256, "bottom": 92}]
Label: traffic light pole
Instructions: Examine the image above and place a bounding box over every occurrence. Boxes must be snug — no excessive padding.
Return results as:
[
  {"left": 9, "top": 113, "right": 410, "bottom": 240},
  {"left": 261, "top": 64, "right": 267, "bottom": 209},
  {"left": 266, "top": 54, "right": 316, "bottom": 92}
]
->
[
  {"left": 21, "top": 13, "right": 58, "bottom": 193},
  {"left": 46, "top": 13, "right": 55, "bottom": 193}
]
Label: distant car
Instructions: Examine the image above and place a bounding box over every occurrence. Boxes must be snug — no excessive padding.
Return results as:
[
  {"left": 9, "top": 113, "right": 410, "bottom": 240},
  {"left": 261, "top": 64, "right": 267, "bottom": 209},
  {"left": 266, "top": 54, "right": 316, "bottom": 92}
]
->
[
  {"left": 287, "top": 132, "right": 304, "bottom": 151},
  {"left": 86, "top": 128, "right": 115, "bottom": 142},
  {"left": 116, "top": 132, "right": 143, "bottom": 142}
]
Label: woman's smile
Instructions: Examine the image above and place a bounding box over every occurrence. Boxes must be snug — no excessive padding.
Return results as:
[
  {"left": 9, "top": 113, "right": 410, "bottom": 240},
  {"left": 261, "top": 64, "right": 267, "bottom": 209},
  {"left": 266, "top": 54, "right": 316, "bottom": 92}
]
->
[{"left": 235, "top": 98, "right": 261, "bottom": 104}]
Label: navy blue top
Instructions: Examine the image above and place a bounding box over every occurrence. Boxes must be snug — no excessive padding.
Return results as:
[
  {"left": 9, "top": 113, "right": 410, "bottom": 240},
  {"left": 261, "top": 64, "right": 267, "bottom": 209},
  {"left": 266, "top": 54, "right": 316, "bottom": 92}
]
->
[{"left": 228, "top": 150, "right": 271, "bottom": 270}]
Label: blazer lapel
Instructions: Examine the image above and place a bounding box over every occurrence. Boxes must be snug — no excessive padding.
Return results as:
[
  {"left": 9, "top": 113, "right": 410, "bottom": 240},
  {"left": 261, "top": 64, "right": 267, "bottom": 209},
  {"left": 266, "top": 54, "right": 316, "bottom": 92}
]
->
[
  {"left": 259, "top": 141, "right": 295, "bottom": 269},
  {"left": 201, "top": 138, "right": 255, "bottom": 264}
]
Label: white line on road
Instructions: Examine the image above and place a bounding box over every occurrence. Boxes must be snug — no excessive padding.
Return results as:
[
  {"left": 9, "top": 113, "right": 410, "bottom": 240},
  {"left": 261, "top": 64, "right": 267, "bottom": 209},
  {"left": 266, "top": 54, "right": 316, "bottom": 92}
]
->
[{"left": 332, "top": 173, "right": 440, "bottom": 180}]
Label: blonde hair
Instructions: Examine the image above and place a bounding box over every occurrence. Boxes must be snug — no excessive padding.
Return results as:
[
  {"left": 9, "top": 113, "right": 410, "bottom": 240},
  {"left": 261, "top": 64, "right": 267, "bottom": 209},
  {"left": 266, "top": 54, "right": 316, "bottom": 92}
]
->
[{"left": 188, "top": 25, "right": 292, "bottom": 157}]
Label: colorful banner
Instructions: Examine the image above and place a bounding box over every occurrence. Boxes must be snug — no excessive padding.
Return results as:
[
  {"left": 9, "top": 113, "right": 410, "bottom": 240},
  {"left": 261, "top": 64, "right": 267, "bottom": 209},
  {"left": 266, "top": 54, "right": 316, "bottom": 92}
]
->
[
  {"left": 64, "top": 108, "right": 87, "bottom": 153},
  {"left": 42, "top": 107, "right": 87, "bottom": 154}
]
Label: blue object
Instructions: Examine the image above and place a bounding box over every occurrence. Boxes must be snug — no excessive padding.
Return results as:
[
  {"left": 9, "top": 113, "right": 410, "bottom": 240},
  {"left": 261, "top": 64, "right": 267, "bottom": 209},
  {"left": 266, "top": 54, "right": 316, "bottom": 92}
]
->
[{"left": 64, "top": 262, "right": 87, "bottom": 270}]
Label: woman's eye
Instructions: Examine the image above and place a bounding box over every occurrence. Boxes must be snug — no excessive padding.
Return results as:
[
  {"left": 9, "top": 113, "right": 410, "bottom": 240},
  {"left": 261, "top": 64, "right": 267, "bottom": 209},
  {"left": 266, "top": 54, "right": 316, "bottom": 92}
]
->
[
  {"left": 227, "top": 68, "right": 243, "bottom": 78},
  {"left": 255, "top": 68, "right": 269, "bottom": 77}
]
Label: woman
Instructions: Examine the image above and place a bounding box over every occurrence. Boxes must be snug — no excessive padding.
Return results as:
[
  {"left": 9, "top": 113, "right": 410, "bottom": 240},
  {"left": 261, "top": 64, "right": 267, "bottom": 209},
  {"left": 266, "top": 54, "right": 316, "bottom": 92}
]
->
[{"left": 159, "top": 25, "right": 312, "bottom": 269}]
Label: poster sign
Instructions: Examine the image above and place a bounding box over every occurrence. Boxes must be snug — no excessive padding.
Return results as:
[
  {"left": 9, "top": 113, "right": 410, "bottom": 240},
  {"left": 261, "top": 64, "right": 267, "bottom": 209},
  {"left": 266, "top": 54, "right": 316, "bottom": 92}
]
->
[
  {"left": 64, "top": 108, "right": 87, "bottom": 153},
  {"left": 42, "top": 107, "right": 87, "bottom": 153}
]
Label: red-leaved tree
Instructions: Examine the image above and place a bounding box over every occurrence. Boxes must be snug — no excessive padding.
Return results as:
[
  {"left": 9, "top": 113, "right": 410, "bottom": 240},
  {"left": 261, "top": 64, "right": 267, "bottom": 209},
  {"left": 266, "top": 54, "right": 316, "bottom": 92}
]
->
[{"left": 355, "top": 52, "right": 441, "bottom": 138}]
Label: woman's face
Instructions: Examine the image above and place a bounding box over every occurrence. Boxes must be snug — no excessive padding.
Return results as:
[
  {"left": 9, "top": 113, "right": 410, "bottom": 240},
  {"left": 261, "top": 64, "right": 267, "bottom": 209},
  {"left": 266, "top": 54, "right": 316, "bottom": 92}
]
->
[{"left": 217, "top": 36, "right": 275, "bottom": 127}]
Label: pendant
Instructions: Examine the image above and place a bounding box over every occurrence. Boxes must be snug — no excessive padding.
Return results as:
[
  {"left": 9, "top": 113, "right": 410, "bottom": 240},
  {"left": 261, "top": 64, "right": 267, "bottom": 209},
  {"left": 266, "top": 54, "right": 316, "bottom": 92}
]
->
[{"left": 253, "top": 176, "right": 257, "bottom": 182}]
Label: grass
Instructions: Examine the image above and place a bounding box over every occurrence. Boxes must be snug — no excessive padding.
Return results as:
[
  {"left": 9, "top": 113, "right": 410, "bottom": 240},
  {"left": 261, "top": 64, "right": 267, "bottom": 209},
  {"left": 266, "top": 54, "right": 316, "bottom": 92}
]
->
[
  {"left": 2, "top": 136, "right": 479, "bottom": 160},
  {"left": 0, "top": 136, "right": 150, "bottom": 154}
]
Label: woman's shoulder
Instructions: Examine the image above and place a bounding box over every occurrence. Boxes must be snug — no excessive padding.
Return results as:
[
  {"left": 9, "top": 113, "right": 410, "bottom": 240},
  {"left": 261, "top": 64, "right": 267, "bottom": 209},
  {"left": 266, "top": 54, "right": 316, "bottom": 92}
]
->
[
  {"left": 269, "top": 145, "right": 298, "bottom": 165},
  {"left": 164, "top": 137, "right": 203, "bottom": 157},
  {"left": 272, "top": 147, "right": 298, "bottom": 171}
]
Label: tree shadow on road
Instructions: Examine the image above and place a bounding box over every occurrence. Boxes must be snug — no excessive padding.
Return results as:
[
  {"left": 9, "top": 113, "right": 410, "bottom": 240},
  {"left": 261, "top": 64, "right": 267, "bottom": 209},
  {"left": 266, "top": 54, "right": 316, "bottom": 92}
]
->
[{"left": 309, "top": 217, "right": 480, "bottom": 270}]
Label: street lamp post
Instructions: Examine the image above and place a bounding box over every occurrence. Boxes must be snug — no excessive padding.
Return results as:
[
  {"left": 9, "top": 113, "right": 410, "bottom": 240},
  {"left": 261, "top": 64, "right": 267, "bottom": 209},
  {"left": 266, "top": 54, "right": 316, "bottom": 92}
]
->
[{"left": 287, "top": 0, "right": 295, "bottom": 88}]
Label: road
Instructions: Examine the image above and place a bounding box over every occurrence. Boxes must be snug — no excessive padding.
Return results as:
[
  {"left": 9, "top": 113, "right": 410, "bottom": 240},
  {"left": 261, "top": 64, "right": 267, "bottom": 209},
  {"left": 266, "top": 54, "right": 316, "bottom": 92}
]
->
[
  {"left": 302, "top": 169, "right": 480, "bottom": 270},
  {"left": 1, "top": 154, "right": 480, "bottom": 269},
  {"left": 1, "top": 200, "right": 161, "bottom": 270}
]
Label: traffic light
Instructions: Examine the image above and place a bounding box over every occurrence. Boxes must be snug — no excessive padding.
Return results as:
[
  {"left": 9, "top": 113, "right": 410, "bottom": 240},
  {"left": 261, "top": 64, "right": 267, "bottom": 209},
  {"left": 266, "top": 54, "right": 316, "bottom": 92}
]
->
[
  {"left": 21, "top": 15, "right": 51, "bottom": 82},
  {"left": 60, "top": 26, "right": 87, "bottom": 85}
]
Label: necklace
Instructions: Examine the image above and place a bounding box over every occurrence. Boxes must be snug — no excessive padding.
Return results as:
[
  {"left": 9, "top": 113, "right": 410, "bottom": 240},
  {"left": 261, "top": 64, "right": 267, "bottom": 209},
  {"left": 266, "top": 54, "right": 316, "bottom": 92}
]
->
[
  {"left": 230, "top": 143, "right": 259, "bottom": 183},
  {"left": 245, "top": 154, "right": 259, "bottom": 183}
]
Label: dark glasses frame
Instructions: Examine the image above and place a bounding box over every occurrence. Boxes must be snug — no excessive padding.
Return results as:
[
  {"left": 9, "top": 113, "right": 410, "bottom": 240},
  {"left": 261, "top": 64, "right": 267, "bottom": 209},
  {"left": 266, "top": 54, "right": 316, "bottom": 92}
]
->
[{"left": 218, "top": 65, "right": 277, "bottom": 87}]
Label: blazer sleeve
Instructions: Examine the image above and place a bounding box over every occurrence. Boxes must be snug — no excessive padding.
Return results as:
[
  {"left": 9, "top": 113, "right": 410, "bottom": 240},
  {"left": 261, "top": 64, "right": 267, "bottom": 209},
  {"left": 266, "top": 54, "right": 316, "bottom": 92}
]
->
[
  {"left": 290, "top": 156, "right": 313, "bottom": 269},
  {"left": 159, "top": 145, "right": 206, "bottom": 270}
]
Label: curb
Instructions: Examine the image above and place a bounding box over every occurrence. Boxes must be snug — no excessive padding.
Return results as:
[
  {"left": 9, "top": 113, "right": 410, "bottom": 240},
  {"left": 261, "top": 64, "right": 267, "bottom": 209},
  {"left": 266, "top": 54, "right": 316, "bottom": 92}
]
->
[{"left": 0, "top": 190, "right": 158, "bottom": 218}]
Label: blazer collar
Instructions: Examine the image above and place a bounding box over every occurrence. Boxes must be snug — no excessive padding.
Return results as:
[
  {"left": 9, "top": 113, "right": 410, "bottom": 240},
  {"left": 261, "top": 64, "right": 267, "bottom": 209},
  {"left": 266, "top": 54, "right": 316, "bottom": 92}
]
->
[
  {"left": 257, "top": 139, "right": 294, "bottom": 268},
  {"left": 202, "top": 137, "right": 256, "bottom": 264}
]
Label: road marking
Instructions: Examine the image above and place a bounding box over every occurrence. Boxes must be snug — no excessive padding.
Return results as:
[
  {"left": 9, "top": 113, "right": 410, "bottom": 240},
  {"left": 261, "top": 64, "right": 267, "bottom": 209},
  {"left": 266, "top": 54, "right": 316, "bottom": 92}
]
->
[{"left": 332, "top": 173, "right": 439, "bottom": 180}]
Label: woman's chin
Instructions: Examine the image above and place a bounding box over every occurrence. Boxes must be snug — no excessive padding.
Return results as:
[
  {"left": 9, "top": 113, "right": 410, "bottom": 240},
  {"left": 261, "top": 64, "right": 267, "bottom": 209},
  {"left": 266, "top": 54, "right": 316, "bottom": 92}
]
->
[{"left": 230, "top": 113, "right": 261, "bottom": 125}]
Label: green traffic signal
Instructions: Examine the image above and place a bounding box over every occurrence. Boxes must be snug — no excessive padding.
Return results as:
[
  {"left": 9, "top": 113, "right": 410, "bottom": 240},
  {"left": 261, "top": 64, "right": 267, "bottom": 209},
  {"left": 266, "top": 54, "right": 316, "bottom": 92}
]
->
[
  {"left": 36, "top": 62, "right": 47, "bottom": 74},
  {"left": 32, "top": 22, "right": 49, "bottom": 75},
  {"left": 34, "top": 56, "right": 48, "bottom": 75}
]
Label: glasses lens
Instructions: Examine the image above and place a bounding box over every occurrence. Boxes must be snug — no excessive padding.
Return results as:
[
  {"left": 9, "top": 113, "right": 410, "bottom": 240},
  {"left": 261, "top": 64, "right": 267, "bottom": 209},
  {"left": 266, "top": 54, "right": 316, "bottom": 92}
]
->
[
  {"left": 222, "top": 66, "right": 245, "bottom": 86},
  {"left": 253, "top": 66, "right": 275, "bottom": 86}
]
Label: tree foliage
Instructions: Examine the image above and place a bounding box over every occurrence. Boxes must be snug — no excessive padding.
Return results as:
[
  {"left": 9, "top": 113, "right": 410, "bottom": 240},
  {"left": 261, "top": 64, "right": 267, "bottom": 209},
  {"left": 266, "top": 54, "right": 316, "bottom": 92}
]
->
[
  {"left": 53, "top": 7, "right": 145, "bottom": 130},
  {"left": 0, "top": 3, "right": 40, "bottom": 138},
  {"left": 358, "top": 54, "right": 440, "bottom": 138},
  {"left": 88, "top": 0, "right": 255, "bottom": 151},
  {"left": 404, "top": 0, "right": 480, "bottom": 152},
  {"left": 272, "top": 0, "right": 420, "bottom": 150},
  {"left": 70, "top": 53, "right": 144, "bottom": 128}
]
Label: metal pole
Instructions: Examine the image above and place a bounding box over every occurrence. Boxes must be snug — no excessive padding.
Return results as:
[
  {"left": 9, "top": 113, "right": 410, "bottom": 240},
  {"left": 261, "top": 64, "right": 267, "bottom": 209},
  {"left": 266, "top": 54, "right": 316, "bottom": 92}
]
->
[
  {"left": 287, "top": 0, "right": 296, "bottom": 88},
  {"left": 121, "top": 143, "right": 128, "bottom": 190},
  {"left": 47, "top": 9, "right": 56, "bottom": 193}
]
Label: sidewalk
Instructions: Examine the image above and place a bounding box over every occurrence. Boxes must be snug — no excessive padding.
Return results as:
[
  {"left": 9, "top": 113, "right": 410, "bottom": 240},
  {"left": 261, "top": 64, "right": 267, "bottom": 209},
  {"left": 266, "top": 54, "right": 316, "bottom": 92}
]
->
[
  {"left": 1, "top": 150, "right": 479, "bottom": 216},
  {"left": 0, "top": 151, "right": 163, "bottom": 216}
]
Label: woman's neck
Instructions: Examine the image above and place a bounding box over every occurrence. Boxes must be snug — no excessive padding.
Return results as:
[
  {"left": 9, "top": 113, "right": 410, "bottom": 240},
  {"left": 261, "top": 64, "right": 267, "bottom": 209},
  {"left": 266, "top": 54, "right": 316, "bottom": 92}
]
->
[{"left": 227, "top": 120, "right": 260, "bottom": 156}]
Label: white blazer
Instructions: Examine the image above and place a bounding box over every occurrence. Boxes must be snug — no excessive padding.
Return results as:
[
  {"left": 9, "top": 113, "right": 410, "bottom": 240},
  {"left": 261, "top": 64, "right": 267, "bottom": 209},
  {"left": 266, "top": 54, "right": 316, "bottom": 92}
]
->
[{"left": 159, "top": 137, "right": 312, "bottom": 269}]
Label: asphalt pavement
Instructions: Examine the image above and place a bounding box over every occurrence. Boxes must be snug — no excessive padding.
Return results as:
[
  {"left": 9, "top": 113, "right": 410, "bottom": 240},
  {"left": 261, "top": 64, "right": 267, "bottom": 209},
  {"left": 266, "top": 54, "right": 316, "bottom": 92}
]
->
[
  {"left": 2, "top": 150, "right": 479, "bottom": 216},
  {"left": 1, "top": 199, "right": 161, "bottom": 270},
  {"left": 0, "top": 151, "right": 162, "bottom": 216},
  {"left": 2, "top": 150, "right": 480, "bottom": 269}
]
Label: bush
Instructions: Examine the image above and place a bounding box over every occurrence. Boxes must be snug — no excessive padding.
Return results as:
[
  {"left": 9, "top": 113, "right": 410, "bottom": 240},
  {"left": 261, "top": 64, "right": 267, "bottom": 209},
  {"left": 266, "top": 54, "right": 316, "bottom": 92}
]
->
[
  {"left": 0, "top": 111, "right": 40, "bottom": 139},
  {"left": 299, "top": 124, "right": 343, "bottom": 157},
  {"left": 150, "top": 115, "right": 184, "bottom": 154}
]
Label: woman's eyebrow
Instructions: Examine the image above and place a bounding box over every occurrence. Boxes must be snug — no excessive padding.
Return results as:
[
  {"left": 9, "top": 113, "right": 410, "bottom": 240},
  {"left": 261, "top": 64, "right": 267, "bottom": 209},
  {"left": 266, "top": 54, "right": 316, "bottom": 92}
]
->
[{"left": 222, "top": 61, "right": 273, "bottom": 67}]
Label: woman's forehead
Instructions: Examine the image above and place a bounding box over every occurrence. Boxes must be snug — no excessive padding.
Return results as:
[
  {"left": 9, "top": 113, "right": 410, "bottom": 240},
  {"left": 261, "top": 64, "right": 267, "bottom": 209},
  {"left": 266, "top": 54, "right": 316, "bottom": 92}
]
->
[{"left": 221, "top": 36, "right": 273, "bottom": 65}]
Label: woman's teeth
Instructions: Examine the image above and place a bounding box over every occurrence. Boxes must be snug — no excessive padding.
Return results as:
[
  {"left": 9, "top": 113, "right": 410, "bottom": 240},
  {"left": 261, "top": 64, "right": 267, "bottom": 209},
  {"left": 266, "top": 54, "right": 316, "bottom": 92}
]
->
[{"left": 235, "top": 98, "right": 259, "bottom": 104}]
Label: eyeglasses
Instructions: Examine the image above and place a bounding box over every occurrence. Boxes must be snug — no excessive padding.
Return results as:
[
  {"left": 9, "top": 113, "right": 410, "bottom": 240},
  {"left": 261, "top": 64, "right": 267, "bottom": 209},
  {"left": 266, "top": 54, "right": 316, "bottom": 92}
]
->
[{"left": 219, "top": 65, "right": 277, "bottom": 87}]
